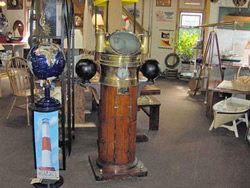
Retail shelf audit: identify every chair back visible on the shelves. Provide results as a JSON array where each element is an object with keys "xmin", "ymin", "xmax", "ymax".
[{"xmin": 5, "ymin": 57, "xmax": 31, "ymax": 96}]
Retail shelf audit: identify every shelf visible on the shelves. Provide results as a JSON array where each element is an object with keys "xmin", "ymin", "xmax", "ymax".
[
  {"xmin": 94, "ymin": 0, "xmax": 138, "ymax": 7},
  {"xmin": 223, "ymin": 15, "xmax": 250, "ymax": 24},
  {"xmin": 31, "ymin": 35, "xmax": 62, "ymax": 40}
]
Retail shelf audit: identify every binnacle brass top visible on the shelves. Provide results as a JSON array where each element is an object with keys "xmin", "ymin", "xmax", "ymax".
[
  {"xmin": 100, "ymin": 54, "xmax": 141, "ymax": 67},
  {"xmin": 96, "ymin": 30, "xmax": 149, "ymax": 56},
  {"xmin": 96, "ymin": 30, "xmax": 148, "ymax": 87}
]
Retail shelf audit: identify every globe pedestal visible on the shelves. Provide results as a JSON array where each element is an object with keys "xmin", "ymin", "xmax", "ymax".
[
  {"xmin": 28, "ymin": 42, "xmax": 65, "ymax": 187},
  {"xmin": 35, "ymin": 84, "xmax": 60, "ymax": 108},
  {"xmin": 32, "ymin": 176, "xmax": 64, "ymax": 188}
]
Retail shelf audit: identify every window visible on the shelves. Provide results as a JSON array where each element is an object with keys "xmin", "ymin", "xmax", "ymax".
[
  {"xmin": 180, "ymin": 12, "xmax": 203, "ymax": 27},
  {"xmin": 25, "ymin": 8, "xmax": 37, "ymax": 34},
  {"xmin": 178, "ymin": 11, "xmax": 204, "ymax": 61}
]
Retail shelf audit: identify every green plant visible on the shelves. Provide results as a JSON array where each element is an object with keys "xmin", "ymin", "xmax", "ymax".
[{"xmin": 175, "ymin": 30, "xmax": 198, "ymax": 62}]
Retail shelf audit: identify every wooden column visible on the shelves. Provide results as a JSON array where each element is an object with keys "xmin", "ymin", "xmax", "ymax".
[
  {"xmin": 108, "ymin": 0, "xmax": 122, "ymax": 33},
  {"xmin": 98, "ymin": 85, "xmax": 137, "ymax": 168}
]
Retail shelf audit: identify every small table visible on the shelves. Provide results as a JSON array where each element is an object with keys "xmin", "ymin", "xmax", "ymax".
[
  {"xmin": 209, "ymin": 97, "xmax": 250, "ymax": 138},
  {"xmin": 141, "ymin": 84, "xmax": 161, "ymax": 95},
  {"xmin": 0, "ymin": 42, "xmax": 26, "ymax": 57},
  {"xmin": 206, "ymin": 80, "xmax": 250, "ymax": 117}
]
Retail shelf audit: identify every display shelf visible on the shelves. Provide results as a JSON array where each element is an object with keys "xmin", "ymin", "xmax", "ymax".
[{"xmin": 94, "ymin": 0, "xmax": 138, "ymax": 7}]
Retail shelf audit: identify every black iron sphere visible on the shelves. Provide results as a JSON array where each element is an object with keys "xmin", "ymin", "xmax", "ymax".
[
  {"xmin": 76, "ymin": 59, "xmax": 97, "ymax": 83},
  {"xmin": 140, "ymin": 59, "xmax": 161, "ymax": 83}
]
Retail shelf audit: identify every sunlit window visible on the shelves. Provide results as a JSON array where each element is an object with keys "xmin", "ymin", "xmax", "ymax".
[
  {"xmin": 26, "ymin": 9, "xmax": 36, "ymax": 33},
  {"xmin": 180, "ymin": 12, "xmax": 203, "ymax": 27}
]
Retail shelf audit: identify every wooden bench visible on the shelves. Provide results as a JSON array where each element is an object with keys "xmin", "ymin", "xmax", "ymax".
[{"xmin": 138, "ymin": 95, "xmax": 161, "ymax": 130}]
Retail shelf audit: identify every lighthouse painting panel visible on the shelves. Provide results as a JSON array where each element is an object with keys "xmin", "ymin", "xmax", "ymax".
[{"xmin": 34, "ymin": 111, "xmax": 59, "ymax": 180}]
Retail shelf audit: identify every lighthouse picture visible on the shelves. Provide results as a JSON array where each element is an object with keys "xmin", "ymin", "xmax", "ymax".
[{"xmin": 34, "ymin": 111, "xmax": 59, "ymax": 180}]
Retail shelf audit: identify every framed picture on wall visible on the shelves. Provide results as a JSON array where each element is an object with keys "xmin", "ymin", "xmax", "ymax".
[
  {"xmin": 74, "ymin": 14, "xmax": 83, "ymax": 28},
  {"xmin": 218, "ymin": 7, "xmax": 250, "ymax": 30},
  {"xmin": 7, "ymin": 0, "xmax": 23, "ymax": 10},
  {"xmin": 184, "ymin": 0, "xmax": 202, "ymax": 6},
  {"xmin": 156, "ymin": 0, "xmax": 171, "ymax": 7},
  {"xmin": 158, "ymin": 29, "xmax": 175, "ymax": 50}
]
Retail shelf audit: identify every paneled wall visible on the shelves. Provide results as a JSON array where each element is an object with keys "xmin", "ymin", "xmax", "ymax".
[
  {"xmin": 2, "ymin": 6, "xmax": 24, "ymax": 35},
  {"xmin": 143, "ymin": 0, "xmax": 178, "ymax": 70}
]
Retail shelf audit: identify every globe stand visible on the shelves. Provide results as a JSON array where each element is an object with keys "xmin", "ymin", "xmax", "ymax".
[
  {"xmin": 80, "ymin": 79, "xmax": 91, "ymax": 84},
  {"xmin": 35, "ymin": 83, "xmax": 60, "ymax": 108},
  {"xmin": 32, "ymin": 176, "xmax": 64, "ymax": 188}
]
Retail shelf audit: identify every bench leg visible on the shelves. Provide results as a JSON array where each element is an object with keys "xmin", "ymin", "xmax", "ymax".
[
  {"xmin": 0, "ymin": 78, "xmax": 2, "ymax": 97},
  {"xmin": 149, "ymin": 106, "xmax": 160, "ymax": 130},
  {"xmin": 206, "ymin": 90, "xmax": 214, "ymax": 118},
  {"xmin": 209, "ymin": 120, "xmax": 214, "ymax": 131}
]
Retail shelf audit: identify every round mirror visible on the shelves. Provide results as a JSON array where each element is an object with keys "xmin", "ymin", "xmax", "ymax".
[
  {"xmin": 13, "ymin": 20, "xmax": 24, "ymax": 40},
  {"xmin": 109, "ymin": 31, "xmax": 141, "ymax": 55},
  {"xmin": 164, "ymin": 53, "xmax": 180, "ymax": 69}
]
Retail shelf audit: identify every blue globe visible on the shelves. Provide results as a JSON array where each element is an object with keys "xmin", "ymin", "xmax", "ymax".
[{"xmin": 27, "ymin": 42, "xmax": 65, "ymax": 79}]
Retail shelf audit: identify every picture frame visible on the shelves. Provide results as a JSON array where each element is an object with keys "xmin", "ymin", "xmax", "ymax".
[
  {"xmin": 74, "ymin": 14, "xmax": 83, "ymax": 28},
  {"xmin": 184, "ymin": 0, "xmax": 202, "ymax": 6},
  {"xmin": 218, "ymin": 7, "xmax": 250, "ymax": 30},
  {"xmin": 156, "ymin": 0, "xmax": 171, "ymax": 7},
  {"xmin": 34, "ymin": 111, "xmax": 60, "ymax": 180},
  {"xmin": 7, "ymin": 0, "xmax": 23, "ymax": 10}
]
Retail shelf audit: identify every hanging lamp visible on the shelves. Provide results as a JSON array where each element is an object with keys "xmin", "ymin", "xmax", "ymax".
[{"xmin": 0, "ymin": 0, "xmax": 6, "ymax": 7}]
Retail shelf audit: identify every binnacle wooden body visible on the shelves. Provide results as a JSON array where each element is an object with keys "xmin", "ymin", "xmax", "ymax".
[
  {"xmin": 95, "ymin": 53, "xmax": 141, "ymax": 175},
  {"xmin": 97, "ymin": 85, "xmax": 138, "ymax": 173}
]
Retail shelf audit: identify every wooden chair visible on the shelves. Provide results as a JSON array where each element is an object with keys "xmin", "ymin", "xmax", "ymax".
[{"xmin": 5, "ymin": 56, "xmax": 37, "ymax": 126}]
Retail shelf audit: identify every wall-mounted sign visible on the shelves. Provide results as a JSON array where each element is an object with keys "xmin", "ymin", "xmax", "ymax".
[
  {"xmin": 159, "ymin": 29, "xmax": 174, "ymax": 50},
  {"xmin": 34, "ymin": 111, "xmax": 59, "ymax": 180},
  {"xmin": 156, "ymin": 0, "xmax": 171, "ymax": 7},
  {"xmin": 156, "ymin": 11, "xmax": 174, "ymax": 23}
]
